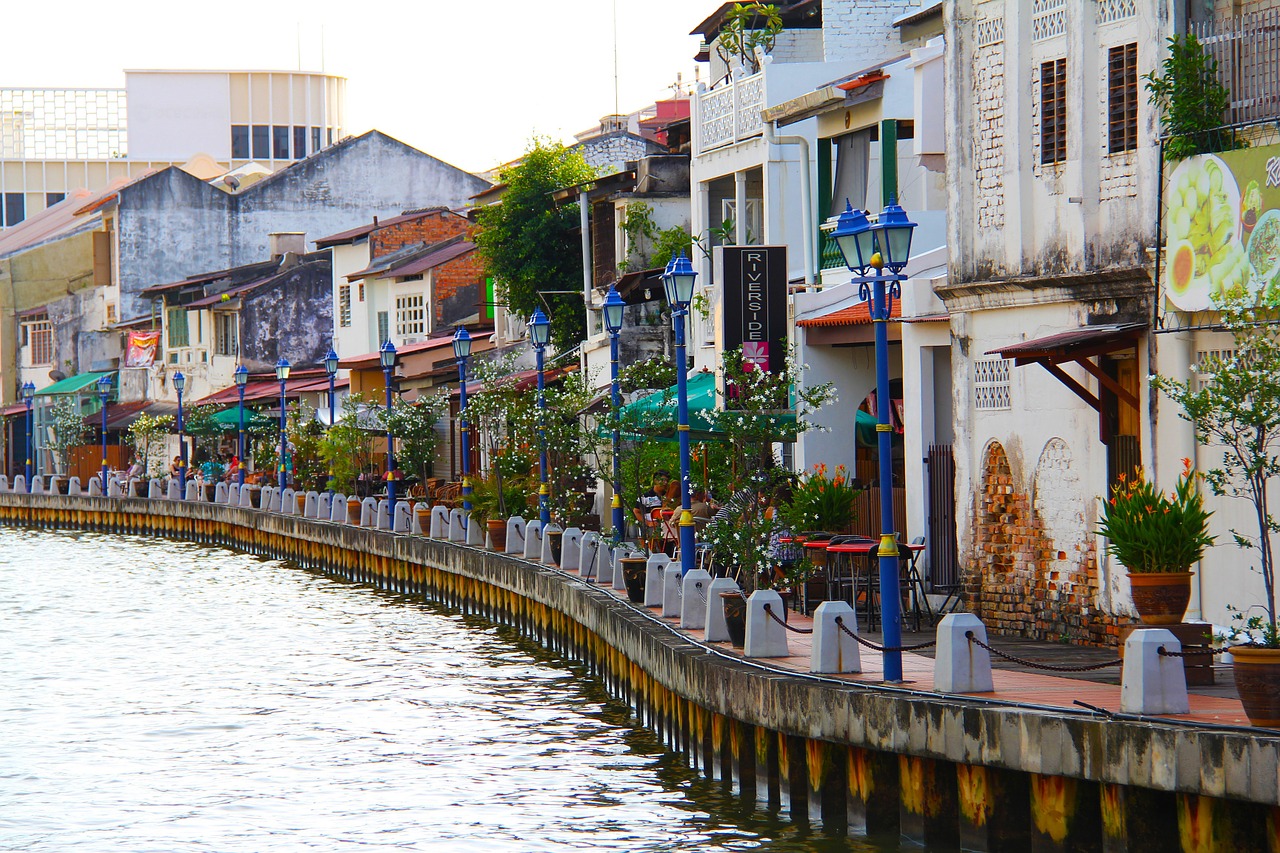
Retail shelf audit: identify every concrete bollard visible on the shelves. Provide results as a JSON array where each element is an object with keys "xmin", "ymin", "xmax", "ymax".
[
  {"xmin": 11, "ymin": 475, "xmax": 25, "ymax": 494},
  {"xmin": 329, "ymin": 493, "xmax": 347, "ymax": 522},
  {"xmin": 108, "ymin": 477, "xmax": 123, "ymax": 498},
  {"xmin": 540, "ymin": 523, "xmax": 562, "ymax": 565},
  {"xmin": 644, "ymin": 553, "xmax": 670, "ymax": 607},
  {"xmin": 150, "ymin": 479, "xmax": 164, "ymax": 500},
  {"xmin": 240, "ymin": 486, "xmax": 256, "ymax": 509},
  {"xmin": 0, "ymin": 475, "xmax": 8, "ymax": 491},
  {"xmin": 524, "ymin": 521, "xmax": 543, "ymax": 560},
  {"xmin": 661, "ymin": 565, "xmax": 683, "ymax": 617},
  {"xmin": 448, "ymin": 508, "xmax": 466, "ymax": 542},
  {"xmin": 87, "ymin": 477, "xmax": 101, "ymax": 497},
  {"xmin": 430, "ymin": 506, "xmax": 449, "ymax": 538},
  {"xmin": 359, "ymin": 497, "xmax": 377, "ymax": 527},
  {"xmin": 80, "ymin": 477, "xmax": 94, "ymax": 497},
  {"xmin": 303, "ymin": 491, "xmax": 319, "ymax": 518},
  {"xmin": 165, "ymin": 479, "xmax": 179, "ymax": 500},
  {"xmin": 281, "ymin": 487, "xmax": 296, "ymax": 514},
  {"xmin": 466, "ymin": 512, "xmax": 484, "ymax": 546},
  {"xmin": 679, "ymin": 569, "xmax": 714, "ymax": 629},
  {"xmin": 48, "ymin": 476, "xmax": 61, "ymax": 495},
  {"xmin": 316, "ymin": 492, "xmax": 331, "ymax": 520},
  {"xmin": 506, "ymin": 517, "xmax": 526, "ymax": 554},
  {"xmin": 1121, "ymin": 629, "xmax": 1190, "ymax": 714},
  {"xmin": 810, "ymin": 601, "xmax": 862, "ymax": 674},
  {"xmin": 411, "ymin": 506, "xmax": 426, "ymax": 535},
  {"xmin": 214, "ymin": 482, "xmax": 229, "ymax": 504},
  {"xmin": 393, "ymin": 502, "xmax": 412, "ymax": 533},
  {"xmin": 596, "ymin": 541, "xmax": 615, "ymax": 585},
  {"xmin": 229, "ymin": 483, "xmax": 241, "ymax": 506},
  {"xmin": 375, "ymin": 499, "xmax": 389, "ymax": 530},
  {"xmin": 185, "ymin": 480, "xmax": 201, "ymax": 502},
  {"xmin": 703, "ymin": 577, "xmax": 741, "ymax": 642},
  {"xmin": 611, "ymin": 545, "xmax": 632, "ymax": 591},
  {"xmin": 934, "ymin": 613, "xmax": 995, "ymax": 693},
  {"xmin": 560, "ymin": 527, "xmax": 583, "ymax": 571},
  {"xmin": 578, "ymin": 532, "xmax": 601, "ymax": 579},
  {"xmin": 744, "ymin": 590, "xmax": 789, "ymax": 658},
  {"xmin": 31, "ymin": 477, "xmax": 45, "ymax": 495}
]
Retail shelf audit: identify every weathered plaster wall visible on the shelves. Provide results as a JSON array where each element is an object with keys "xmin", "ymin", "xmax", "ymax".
[{"xmin": 238, "ymin": 256, "xmax": 334, "ymax": 373}]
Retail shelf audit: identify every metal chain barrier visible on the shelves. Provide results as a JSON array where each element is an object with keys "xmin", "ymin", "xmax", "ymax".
[
  {"xmin": 834, "ymin": 616, "xmax": 938, "ymax": 652},
  {"xmin": 694, "ymin": 580, "xmax": 707, "ymax": 605},
  {"xmin": 762, "ymin": 603, "xmax": 813, "ymax": 634},
  {"xmin": 1157, "ymin": 645, "xmax": 1227, "ymax": 659},
  {"xmin": 965, "ymin": 631, "xmax": 1123, "ymax": 672}
]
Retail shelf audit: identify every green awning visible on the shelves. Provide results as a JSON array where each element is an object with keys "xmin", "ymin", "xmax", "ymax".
[
  {"xmin": 35, "ymin": 371, "xmax": 114, "ymax": 396},
  {"xmin": 616, "ymin": 371, "xmax": 796, "ymax": 442},
  {"xmin": 209, "ymin": 406, "xmax": 275, "ymax": 431}
]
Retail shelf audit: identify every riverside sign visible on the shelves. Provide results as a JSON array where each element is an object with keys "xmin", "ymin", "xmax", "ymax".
[{"xmin": 720, "ymin": 245, "xmax": 787, "ymax": 374}]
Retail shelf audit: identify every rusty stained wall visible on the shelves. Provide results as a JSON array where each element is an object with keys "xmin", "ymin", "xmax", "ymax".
[{"xmin": 237, "ymin": 256, "xmax": 333, "ymax": 373}]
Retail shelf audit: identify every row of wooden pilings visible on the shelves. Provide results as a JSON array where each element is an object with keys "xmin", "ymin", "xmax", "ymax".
[{"xmin": 3, "ymin": 496, "xmax": 1279, "ymax": 852}]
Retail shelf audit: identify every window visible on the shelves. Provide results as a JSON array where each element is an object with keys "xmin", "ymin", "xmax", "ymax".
[
  {"xmin": 21, "ymin": 314, "xmax": 52, "ymax": 366},
  {"xmin": 45, "ymin": 192, "xmax": 65, "ymax": 207},
  {"xmin": 358, "ymin": 282, "xmax": 365, "ymax": 302},
  {"xmin": 251, "ymin": 125, "xmax": 269, "ymax": 159},
  {"xmin": 338, "ymin": 284, "xmax": 352, "ymax": 327},
  {"xmin": 1108, "ymin": 43, "xmax": 1139, "ymax": 154},
  {"xmin": 105, "ymin": 303, "xmax": 116, "ymax": 325},
  {"xmin": 167, "ymin": 307, "xmax": 189, "ymax": 348},
  {"xmin": 293, "ymin": 126, "xmax": 307, "ymax": 158},
  {"xmin": 1040, "ymin": 58, "xmax": 1067, "ymax": 165},
  {"xmin": 327, "ymin": 128, "xmax": 334, "ymax": 146},
  {"xmin": 231, "ymin": 125, "xmax": 250, "ymax": 159},
  {"xmin": 272, "ymin": 126, "xmax": 289, "ymax": 159},
  {"xmin": 377, "ymin": 311, "xmax": 389, "ymax": 345},
  {"xmin": 214, "ymin": 312, "xmax": 238, "ymax": 356},
  {"xmin": 395, "ymin": 293, "xmax": 425, "ymax": 337},
  {"xmin": 311, "ymin": 127, "xmax": 321, "ymax": 152},
  {"xmin": 3, "ymin": 192, "xmax": 25, "ymax": 226}
]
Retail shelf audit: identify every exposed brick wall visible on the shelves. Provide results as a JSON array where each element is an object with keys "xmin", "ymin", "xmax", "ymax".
[
  {"xmin": 822, "ymin": 0, "xmax": 919, "ymax": 66},
  {"xmin": 431, "ymin": 249, "xmax": 485, "ymax": 330},
  {"xmin": 371, "ymin": 210, "xmax": 472, "ymax": 259},
  {"xmin": 974, "ymin": 16, "xmax": 1006, "ymax": 231},
  {"xmin": 964, "ymin": 440, "xmax": 1133, "ymax": 647}
]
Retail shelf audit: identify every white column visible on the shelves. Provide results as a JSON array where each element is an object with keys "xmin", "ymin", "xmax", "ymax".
[{"xmin": 734, "ymin": 170, "xmax": 748, "ymax": 246}]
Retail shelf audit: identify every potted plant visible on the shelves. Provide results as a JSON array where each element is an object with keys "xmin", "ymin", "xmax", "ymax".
[
  {"xmin": 619, "ymin": 551, "xmax": 649, "ymax": 604},
  {"xmin": 785, "ymin": 463, "xmax": 860, "ymax": 535},
  {"xmin": 1096, "ymin": 462, "xmax": 1213, "ymax": 625}
]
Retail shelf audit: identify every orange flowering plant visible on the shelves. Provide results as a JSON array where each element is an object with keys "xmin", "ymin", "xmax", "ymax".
[
  {"xmin": 784, "ymin": 462, "xmax": 861, "ymax": 534},
  {"xmin": 1096, "ymin": 461, "xmax": 1214, "ymax": 573}
]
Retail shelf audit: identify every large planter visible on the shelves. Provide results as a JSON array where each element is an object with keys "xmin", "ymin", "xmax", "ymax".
[
  {"xmin": 56, "ymin": 478, "xmax": 70, "ymax": 495},
  {"xmin": 247, "ymin": 486, "xmax": 262, "ymax": 509},
  {"xmin": 721, "ymin": 591, "xmax": 748, "ymax": 648},
  {"xmin": 347, "ymin": 498, "xmax": 362, "ymax": 525},
  {"xmin": 620, "ymin": 557, "xmax": 648, "ymax": 604},
  {"xmin": 133, "ymin": 480, "xmax": 149, "ymax": 498},
  {"xmin": 1129, "ymin": 571, "xmax": 1193, "ymax": 625},
  {"xmin": 1232, "ymin": 645, "xmax": 1280, "ymax": 727},
  {"xmin": 204, "ymin": 483, "xmax": 218, "ymax": 503},
  {"xmin": 487, "ymin": 519, "xmax": 507, "ymax": 552},
  {"xmin": 295, "ymin": 493, "xmax": 307, "ymax": 514},
  {"xmin": 547, "ymin": 529, "xmax": 564, "ymax": 565}
]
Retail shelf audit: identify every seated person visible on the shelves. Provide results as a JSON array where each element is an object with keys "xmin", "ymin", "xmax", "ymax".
[
  {"xmin": 167, "ymin": 455, "xmax": 183, "ymax": 480},
  {"xmin": 632, "ymin": 470, "xmax": 670, "ymax": 524},
  {"xmin": 688, "ymin": 488, "xmax": 713, "ymax": 521}
]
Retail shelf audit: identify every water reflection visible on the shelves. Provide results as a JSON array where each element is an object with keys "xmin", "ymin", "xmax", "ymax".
[{"xmin": 0, "ymin": 528, "xmax": 893, "ymax": 851}]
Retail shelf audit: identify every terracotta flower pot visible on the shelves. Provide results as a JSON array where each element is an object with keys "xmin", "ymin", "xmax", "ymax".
[
  {"xmin": 720, "ymin": 591, "xmax": 748, "ymax": 648},
  {"xmin": 347, "ymin": 498, "xmax": 362, "ymax": 525},
  {"xmin": 1232, "ymin": 645, "xmax": 1280, "ymax": 727},
  {"xmin": 487, "ymin": 519, "xmax": 507, "ymax": 551},
  {"xmin": 248, "ymin": 487, "xmax": 262, "ymax": 508},
  {"xmin": 620, "ymin": 557, "xmax": 648, "ymax": 604},
  {"xmin": 1129, "ymin": 571, "xmax": 1193, "ymax": 625},
  {"xmin": 205, "ymin": 483, "xmax": 218, "ymax": 503},
  {"xmin": 295, "ymin": 493, "xmax": 307, "ymax": 513},
  {"xmin": 132, "ymin": 481, "xmax": 148, "ymax": 498}
]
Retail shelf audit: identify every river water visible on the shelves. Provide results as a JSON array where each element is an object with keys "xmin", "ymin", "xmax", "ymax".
[{"xmin": 0, "ymin": 528, "xmax": 895, "ymax": 852}]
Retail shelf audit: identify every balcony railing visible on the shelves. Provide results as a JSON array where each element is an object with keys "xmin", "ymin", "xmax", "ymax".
[
  {"xmin": 1191, "ymin": 10, "xmax": 1280, "ymax": 124},
  {"xmin": 697, "ymin": 71, "xmax": 765, "ymax": 153}
]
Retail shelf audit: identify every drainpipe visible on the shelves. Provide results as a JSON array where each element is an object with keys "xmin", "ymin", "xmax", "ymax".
[
  {"xmin": 579, "ymin": 191, "xmax": 592, "ymax": 318},
  {"xmin": 764, "ymin": 120, "xmax": 814, "ymax": 288}
]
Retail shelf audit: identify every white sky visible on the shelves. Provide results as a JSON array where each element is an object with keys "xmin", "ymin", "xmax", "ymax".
[{"xmin": 0, "ymin": 0, "xmax": 719, "ymax": 174}]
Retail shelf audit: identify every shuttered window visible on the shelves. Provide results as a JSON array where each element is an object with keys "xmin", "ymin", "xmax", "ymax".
[
  {"xmin": 1108, "ymin": 43, "xmax": 1139, "ymax": 154},
  {"xmin": 1040, "ymin": 58, "xmax": 1067, "ymax": 165}
]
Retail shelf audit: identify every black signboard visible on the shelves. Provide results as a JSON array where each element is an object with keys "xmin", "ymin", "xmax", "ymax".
[{"xmin": 721, "ymin": 245, "xmax": 788, "ymax": 374}]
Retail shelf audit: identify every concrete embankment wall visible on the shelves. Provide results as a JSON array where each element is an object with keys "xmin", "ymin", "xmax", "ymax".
[{"xmin": 4, "ymin": 493, "xmax": 1279, "ymax": 851}]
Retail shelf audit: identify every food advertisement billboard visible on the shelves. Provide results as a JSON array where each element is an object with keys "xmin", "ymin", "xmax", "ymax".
[{"xmin": 1164, "ymin": 146, "xmax": 1280, "ymax": 312}]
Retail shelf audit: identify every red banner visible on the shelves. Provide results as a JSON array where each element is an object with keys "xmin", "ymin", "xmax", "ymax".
[{"xmin": 125, "ymin": 331, "xmax": 160, "ymax": 367}]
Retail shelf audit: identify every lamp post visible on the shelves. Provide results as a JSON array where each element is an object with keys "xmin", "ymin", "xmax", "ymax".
[
  {"xmin": 602, "ymin": 286, "xmax": 626, "ymax": 545},
  {"xmin": 324, "ymin": 349, "xmax": 339, "ymax": 494},
  {"xmin": 173, "ymin": 371, "xmax": 187, "ymax": 499},
  {"xmin": 830, "ymin": 198, "xmax": 917, "ymax": 683},
  {"xmin": 529, "ymin": 309, "xmax": 551, "ymax": 526},
  {"xmin": 661, "ymin": 252, "xmax": 698, "ymax": 575},
  {"xmin": 275, "ymin": 358, "xmax": 290, "ymax": 492},
  {"xmin": 22, "ymin": 381, "xmax": 35, "ymax": 492},
  {"xmin": 97, "ymin": 374, "xmax": 112, "ymax": 495},
  {"xmin": 379, "ymin": 340, "xmax": 397, "ymax": 529},
  {"xmin": 234, "ymin": 365, "xmax": 248, "ymax": 486},
  {"xmin": 452, "ymin": 327, "xmax": 473, "ymax": 522}
]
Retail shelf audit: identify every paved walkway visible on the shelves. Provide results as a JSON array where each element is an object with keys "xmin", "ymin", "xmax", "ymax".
[{"xmin": 569, "ymin": 564, "xmax": 1251, "ymax": 729}]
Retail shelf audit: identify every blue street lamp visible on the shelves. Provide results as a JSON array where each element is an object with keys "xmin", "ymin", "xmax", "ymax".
[
  {"xmin": 275, "ymin": 358, "xmax": 290, "ymax": 492},
  {"xmin": 380, "ymin": 340, "xmax": 397, "ymax": 530},
  {"xmin": 21, "ymin": 381, "xmax": 35, "ymax": 492},
  {"xmin": 602, "ymin": 286, "xmax": 626, "ymax": 545},
  {"xmin": 661, "ymin": 252, "xmax": 698, "ymax": 575},
  {"xmin": 830, "ymin": 197, "xmax": 917, "ymax": 683},
  {"xmin": 234, "ymin": 365, "xmax": 248, "ymax": 486},
  {"xmin": 173, "ymin": 371, "xmax": 187, "ymax": 499},
  {"xmin": 529, "ymin": 309, "xmax": 551, "ymax": 526},
  {"xmin": 97, "ymin": 374, "xmax": 112, "ymax": 495},
  {"xmin": 324, "ymin": 349, "xmax": 339, "ymax": 494},
  {"xmin": 453, "ymin": 327, "xmax": 473, "ymax": 523}
]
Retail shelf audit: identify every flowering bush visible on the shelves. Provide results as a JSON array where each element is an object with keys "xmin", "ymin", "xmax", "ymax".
[
  {"xmin": 785, "ymin": 463, "xmax": 860, "ymax": 533},
  {"xmin": 1096, "ymin": 461, "xmax": 1213, "ymax": 573}
]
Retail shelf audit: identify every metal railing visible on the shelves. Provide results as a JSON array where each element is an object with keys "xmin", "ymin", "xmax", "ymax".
[
  {"xmin": 697, "ymin": 71, "xmax": 765, "ymax": 153},
  {"xmin": 1191, "ymin": 10, "xmax": 1280, "ymax": 125}
]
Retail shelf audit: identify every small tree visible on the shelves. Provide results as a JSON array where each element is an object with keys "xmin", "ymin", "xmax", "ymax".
[
  {"xmin": 715, "ymin": 3, "xmax": 784, "ymax": 75},
  {"xmin": 286, "ymin": 401, "xmax": 327, "ymax": 491},
  {"xmin": 380, "ymin": 390, "xmax": 450, "ymax": 486},
  {"xmin": 320, "ymin": 393, "xmax": 380, "ymax": 494},
  {"xmin": 1144, "ymin": 34, "xmax": 1244, "ymax": 161},
  {"xmin": 127, "ymin": 412, "xmax": 175, "ymax": 479},
  {"xmin": 1154, "ymin": 291, "xmax": 1280, "ymax": 644},
  {"xmin": 48, "ymin": 396, "xmax": 90, "ymax": 476}
]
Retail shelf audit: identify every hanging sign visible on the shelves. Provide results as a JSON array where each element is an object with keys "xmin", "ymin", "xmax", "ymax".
[
  {"xmin": 721, "ymin": 246, "xmax": 787, "ymax": 373},
  {"xmin": 124, "ymin": 330, "xmax": 160, "ymax": 367}
]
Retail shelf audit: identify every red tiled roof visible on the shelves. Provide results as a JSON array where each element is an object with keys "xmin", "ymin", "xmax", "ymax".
[
  {"xmin": 314, "ymin": 208, "xmax": 457, "ymax": 248},
  {"xmin": 338, "ymin": 335, "xmax": 456, "ymax": 370},
  {"xmin": 376, "ymin": 240, "xmax": 475, "ymax": 279},
  {"xmin": 192, "ymin": 370, "xmax": 330, "ymax": 406},
  {"xmin": 796, "ymin": 299, "xmax": 901, "ymax": 328}
]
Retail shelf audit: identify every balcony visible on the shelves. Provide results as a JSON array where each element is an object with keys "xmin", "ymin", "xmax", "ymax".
[
  {"xmin": 1191, "ymin": 10, "xmax": 1280, "ymax": 124},
  {"xmin": 697, "ymin": 71, "xmax": 765, "ymax": 153}
]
